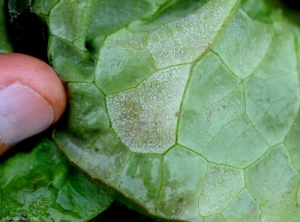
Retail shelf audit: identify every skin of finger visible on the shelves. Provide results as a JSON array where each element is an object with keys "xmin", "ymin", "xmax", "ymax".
[
  {"xmin": 0, "ymin": 135, "xmax": 6, "ymax": 155},
  {"xmin": 0, "ymin": 53, "xmax": 67, "ymax": 123}
]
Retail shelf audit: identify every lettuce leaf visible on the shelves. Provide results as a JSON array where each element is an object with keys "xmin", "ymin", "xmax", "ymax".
[
  {"xmin": 2, "ymin": 0, "xmax": 300, "ymax": 221},
  {"xmin": 0, "ymin": 139, "xmax": 113, "ymax": 221},
  {"xmin": 0, "ymin": 0, "xmax": 12, "ymax": 52}
]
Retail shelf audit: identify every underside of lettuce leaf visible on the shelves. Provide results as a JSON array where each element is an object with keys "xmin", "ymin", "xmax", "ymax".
[
  {"xmin": 19, "ymin": 0, "xmax": 300, "ymax": 221},
  {"xmin": 0, "ymin": 139, "xmax": 113, "ymax": 221}
]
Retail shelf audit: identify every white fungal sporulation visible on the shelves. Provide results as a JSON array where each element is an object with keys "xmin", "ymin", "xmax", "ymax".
[
  {"xmin": 106, "ymin": 65, "xmax": 190, "ymax": 153},
  {"xmin": 147, "ymin": 0, "xmax": 238, "ymax": 69}
]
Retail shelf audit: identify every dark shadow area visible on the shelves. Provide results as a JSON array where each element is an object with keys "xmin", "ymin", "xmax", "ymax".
[
  {"xmin": 4, "ymin": 0, "xmax": 49, "ymax": 62},
  {"xmin": 89, "ymin": 201, "xmax": 161, "ymax": 222},
  {"xmin": 280, "ymin": 0, "xmax": 300, "ymax": 11},
  {"xmin": 0, "ymin": 127, "xmax": 53, "ymax": 163}
]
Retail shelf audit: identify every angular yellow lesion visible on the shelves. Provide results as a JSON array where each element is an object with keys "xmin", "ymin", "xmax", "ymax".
[
  {"xmin": 147, "ymin": 0, "xmax": 239, "ymax": 69},
  {"xmin": 106, "ymin": 65, "xmax": 190, "ymax": 153}
]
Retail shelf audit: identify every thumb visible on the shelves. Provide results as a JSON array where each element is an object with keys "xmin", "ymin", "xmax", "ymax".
[{"xmin": 0, "ymin": 53, "xmax": 66, "ymax": 155}]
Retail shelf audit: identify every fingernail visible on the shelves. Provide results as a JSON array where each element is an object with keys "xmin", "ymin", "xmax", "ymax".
[{"xmin": 0, "ymin": 83, "xmax": 54, "ymax": 151}]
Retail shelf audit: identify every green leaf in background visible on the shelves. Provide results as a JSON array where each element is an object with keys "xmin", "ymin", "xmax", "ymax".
[
  {"xmin": 0, "ymin": 139, "xmax": 113, "ymax": 221},
  {"xmin": 0, "ymin": 0, "xmax": 12, "ymax": 52}
]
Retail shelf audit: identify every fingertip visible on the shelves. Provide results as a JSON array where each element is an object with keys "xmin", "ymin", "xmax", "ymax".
[{"xmin": 0, "ymin": 53, "xmax": 67, "ymax": 123}]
